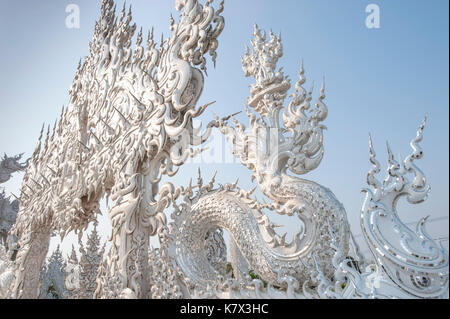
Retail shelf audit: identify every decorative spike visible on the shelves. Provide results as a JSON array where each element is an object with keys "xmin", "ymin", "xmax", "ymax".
[
  {"xmin": 221, "ymin": 111, "xmax": 242, "ymax": 122},
  {"xmin": 46, "ymin": 165, "xmax": 57, "ymax": 175},
  {"xmin": 112, "ymin": 105, "xmax": 131, "ymax": 126},
  {"xmin": 136, "ymin": 27, "xmax": 143, "ymax": 46},
  {"xmin": 32, "ymin": 123, "xmax": 45, "ymax": 160},
  {"xmin": 120, "ymin": 2, "xmax": 126, "ymax": 21},
  {"xmin": 39, "ymin": 173, "xmax": 51, "ymax": 186},
  {"xmin": 418, "ymin": 114, "xmax": 427, "ymax": 137},
  {"xmin": 368, "ymin": 134, "xmax": 377, "ymax": 166},
  {"xmin": 89, "ymin": 130, "xmax": 104, "ymax": 148},
  {"xmin": 320, "ymin": 76, "xmax": 326, "ymax": 96},
  {"xmin": 25, "ymin": 184, "xmax": 36, "ymax": 194},
  {"xmin": 386, "ymin": 141, "xmax": 394, "ymax": 164},
  {"xmin": 39, "ymin": 124, "xmax": 45, "ymax": 139},
  {"xmin": 20, "ymin": 189, "xmax": 29, "ymax": 200},
  {"xmin": 309, "ymin": 80, "xmax": 315, "ymax": 95},
  {"xmin": 42, "ymin": 124, "xmax": 50, "ymax": 153},
  {"xmin": 78, "ymin": 140, "xmax": 90, "ymax": 152},
  {"xmin": 197, "ymin": 168, "xmax": 203, "ymax": 189},
  {"xmin": 30, "ymin": 177, "xmax": 43, "ymax": 189},
  {"xmin": 367, "ymin": 133, "xmax": 382, "ymax": 194},
  {"xmin": 100, "ymin": 118, "xmax": 115, "ymax": 133}
]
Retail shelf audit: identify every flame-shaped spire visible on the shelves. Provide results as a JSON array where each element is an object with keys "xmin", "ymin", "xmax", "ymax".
[{"xmin": 31, "ymin": 124, "xmax": 45, "ymax": 163}]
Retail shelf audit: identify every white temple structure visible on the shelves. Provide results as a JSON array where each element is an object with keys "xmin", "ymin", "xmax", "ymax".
[{"xmin": 0, "ymin": 0, "xmax": 447, "ymax": 299}]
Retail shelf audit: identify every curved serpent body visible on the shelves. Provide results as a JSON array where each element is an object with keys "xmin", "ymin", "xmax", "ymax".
[
  {"xmin": 165, "ymin": 26, "xmax": 351, "ymax": 292},
  {"xmin": 172, "ymin": 176, "xmax": 349, "ymax": 288}
]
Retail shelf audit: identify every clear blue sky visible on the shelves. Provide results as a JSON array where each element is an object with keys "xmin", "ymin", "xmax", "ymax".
[{"xmin": 0, "ymin": 0, "xmax": 448, "ymax": 257}]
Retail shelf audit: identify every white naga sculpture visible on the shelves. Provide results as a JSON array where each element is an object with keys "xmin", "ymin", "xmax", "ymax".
[
  {"xmin": 156, "ymin": 26, "xmax": 448, "ymax": 299},
  {"xmin": 161, "ymin": 25, "xmax": 350, "ymax": 297},
  {"xmin": 2, "ymin": 0, "xmax": 448, "ymax": 299}
]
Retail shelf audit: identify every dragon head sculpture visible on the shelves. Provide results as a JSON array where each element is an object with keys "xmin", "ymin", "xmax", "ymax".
[
  {"xmin": 0, "ymin": 153, "xmax": 28, "ymax": 184},
  {"xmin": 217, "ymin": 25, "xmax": 327, "ymax": 195}
]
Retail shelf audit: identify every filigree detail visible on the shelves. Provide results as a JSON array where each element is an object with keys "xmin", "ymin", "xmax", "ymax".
[
  {"xmin": 1, "ymin": 0, "xmax": 446, "ymax": 300},
  {"xmin": 9, "ymin": 0, "xmax": 224, "ymax": 299},
  {"xmin": 162, "ymin": 25, "xmax": 349, "ymax": 294},
  {"xmin": 360, "ymin": 116, "xmax": 449, "ymax": 298}
]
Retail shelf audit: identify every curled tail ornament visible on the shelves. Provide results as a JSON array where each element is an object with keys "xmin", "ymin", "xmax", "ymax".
[{"xmin": 361, "ymin": 116, "xmax": 449, "ymax": 298}]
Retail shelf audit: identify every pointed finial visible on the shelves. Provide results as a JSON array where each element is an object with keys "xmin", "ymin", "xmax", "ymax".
[
  {"xmin": 43, "ymin": 124, "xmax": 50, "ymax": 147},
  {"xmin": 51, "ymin": 119, "xmax": 57, "ymax": 138},
  {"xmin": 368, "ymin": 134, "xmax": 377, "ymax": 161},
  {"xmin": 367, "ymin": 133, "xmax": 382, "ymax": 192},
  {"xmin": 121, "ymin": 2, "xmax": 126, "ymax": 19},
  {"xmin": 386, "ymin": 141, "xmax": 394, "ymax": 164},
  {"xmin": 309, "ymin": 80, "xmax": 315, "ymax": 94},
  {"xmin": 321, "ymin": 76, "xmax": 325, "ymax": 95},
  {"xmin": 419, "ymin": 114, "xmax": 428, "ymax": 133},
  {"xmin": 39, "ymin": 123, "xmax": 45, "ymax": 139}
]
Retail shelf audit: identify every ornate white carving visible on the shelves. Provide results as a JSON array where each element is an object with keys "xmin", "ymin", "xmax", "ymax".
[
  {"xmin": 39, "ymin": 245, "xmax": 69, "ymax": 299},
  {"xmin": 0, "ymin": 153, "xmax": 27, "ymax": 263},
  {"xmin": 9, "ymin": 0, "xmax": 224, "ymax": 299},
  {"xmin": 69, "ymin": 224, "xmax": 105, "ymax": 299},
  {"xmin": 359, "ymin": 118, "xmax": 449, "ymax": 298},
  {"xmin": 1, "ymin": 0, "xmax": 447, "ymax": 300},
  {"xmin": 0, "ymin": 190, "xmax": 19, "ymax": 253},
  {"xmin": 0, "ymin": 153, "xmax": 27, "ymax": 249},
  {"xmin": 0, "ymin": 245, "xmax": 15, "ymax": 299},
  {"xmin": 65, "ymin": 245, "xmax": 80, "ymax": 293},
  {"xmin": 161, "ymin": 24, "xmax": 350, "ymax": 296}
]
